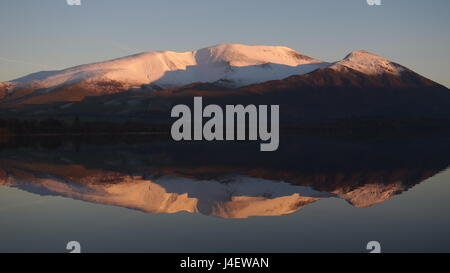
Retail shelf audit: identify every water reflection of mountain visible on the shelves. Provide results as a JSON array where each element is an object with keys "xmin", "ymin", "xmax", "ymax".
[{"xmin": 0, "ymin": 135, "xmax": 449, "ymax": 218}]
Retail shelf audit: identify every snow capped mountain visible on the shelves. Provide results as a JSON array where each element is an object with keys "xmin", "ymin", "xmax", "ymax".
[
  {"xmin": 330, "ymin": 50, "xmax": 405, "ymax": 75},
  {"xmin": 240, "ymin": 49, "xmax": 441, "ymax": 91},
  {"xmin": 7, "ymin": 44, "xmax": 327, "ymax": 93},
  {"xmin": 0, "ymin": 44, "xmax": 446, "ymax": 109}
]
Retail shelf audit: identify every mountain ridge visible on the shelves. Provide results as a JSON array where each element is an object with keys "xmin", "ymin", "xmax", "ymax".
[
  {"xmin": 1, "ymin": 44, "xmax": 449, "ymax": 126},
  {"xmin": 0, "ymin": 45, "xmax": 445, "ymax": 108},
  {"xmin": 4, "ymin": 44, "xmax": 327, "ymax": 92}
]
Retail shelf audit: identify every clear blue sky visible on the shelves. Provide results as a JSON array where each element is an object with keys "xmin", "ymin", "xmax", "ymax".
[{"xmin": 1, "ymin": 0, "xmax": 449, "ymax": 87}]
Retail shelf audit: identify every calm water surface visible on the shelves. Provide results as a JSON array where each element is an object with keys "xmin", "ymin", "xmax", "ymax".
[{"xmin": 0, "ymin": 135, "xmax": 449, "ymax": 252}]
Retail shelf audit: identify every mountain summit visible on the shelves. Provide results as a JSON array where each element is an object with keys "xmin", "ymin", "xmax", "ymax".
[{"xmin": 334, "ymin": 50, "xmax": 405, "ymax": 75}]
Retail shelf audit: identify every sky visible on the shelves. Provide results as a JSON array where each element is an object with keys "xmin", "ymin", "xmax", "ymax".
[{"xmin": 0, "ymin": 0, "xmax": 449, "ymax": 87}]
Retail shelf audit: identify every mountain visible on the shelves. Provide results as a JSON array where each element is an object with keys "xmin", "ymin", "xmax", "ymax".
[
  {"xmin": 0, "ymin": 44, "xmax": 449, "ymax": 128},
  {"xmin": 242, "ymin": 50, "xmax": 439, "ymax": 90},
  {"xmin": 223, "ymin": 51, "xmax": 450, "ymax": 123},
  {"xmin": 134, "ymin": 50, "xmax": 447, "ymax": 124},
  {"xmin": 0, "ymin": 44, "xmax": 328, "ymax": 106}
]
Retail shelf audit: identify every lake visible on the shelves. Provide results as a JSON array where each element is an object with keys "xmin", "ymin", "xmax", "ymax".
[{"xmin": 1, "ymin": 134, "xmax": 449, "ymax": 253}]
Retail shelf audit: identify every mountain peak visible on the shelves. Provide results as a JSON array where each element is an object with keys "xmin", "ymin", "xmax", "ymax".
[
  {"xmin": 334, "ymin": 50, "xmax": 404, "ymax": 75},
  {"xmin": 201, "ymin": 43, "xmax": 297, "ymax": 53},
  {"xmin": 344, "ymin": 50, "xmax": 379, "ymax": 59},
  {"xmin": 195, "ymin": 43, "xmax": 320, "ymax": 67}
]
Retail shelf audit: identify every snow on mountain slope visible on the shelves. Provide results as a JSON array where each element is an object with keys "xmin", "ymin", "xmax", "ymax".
[
  {"xmin": 8, "ymin": 44, "xmax": 327, "ymax": 93},
  {"xmin": 330, "ymin": 50, "xmax": 405, "ymax": 75},
  {"xmin": 195, "ymin": 44, "xmax": 319, "ymax": 67}
]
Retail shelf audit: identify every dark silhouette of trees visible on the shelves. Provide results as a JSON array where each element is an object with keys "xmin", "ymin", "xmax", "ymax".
[{"xmin": 0, "ymin": 117, "xmax": 170, "ymax": 136}]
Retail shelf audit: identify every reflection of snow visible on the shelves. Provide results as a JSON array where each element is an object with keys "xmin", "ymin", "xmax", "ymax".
[
  {"xmin": 155, "ymin": 175, "xmax": 333, "ymax": 201},
  {"xmin": 1, "ymin": 171, "xmax": 333, "ymax": 218}
]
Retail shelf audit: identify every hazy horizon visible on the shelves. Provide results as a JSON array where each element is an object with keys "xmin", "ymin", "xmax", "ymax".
[{"xmin": 1, "ymin": 0, "xmax": 450, "ymax": 87}]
